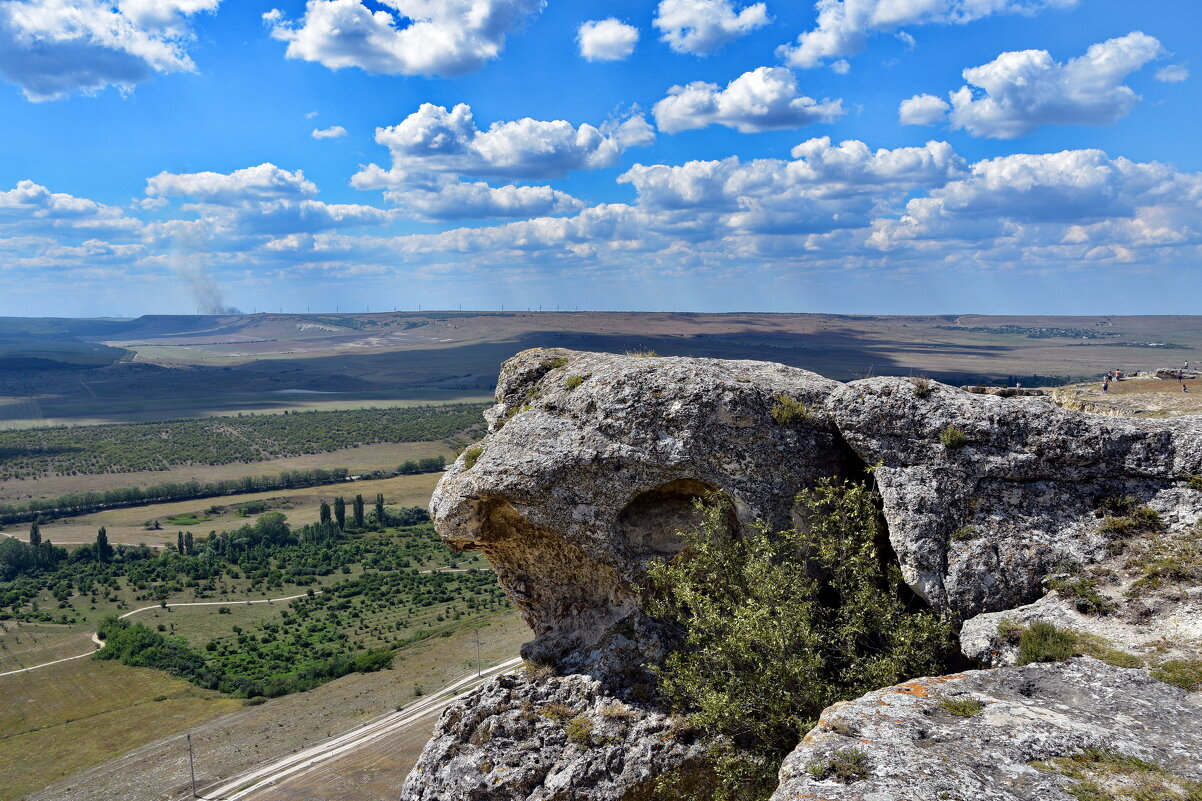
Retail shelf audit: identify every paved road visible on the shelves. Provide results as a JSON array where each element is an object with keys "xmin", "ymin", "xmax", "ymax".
[
  {"xmin": 0, "ymin": 593, "xmax": 316, "ymax": 678},
  {"xmin": 195, "ymin": 656, "xmax": 523, "ymax": 801}
]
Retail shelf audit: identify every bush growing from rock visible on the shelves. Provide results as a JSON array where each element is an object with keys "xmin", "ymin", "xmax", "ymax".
[
  {"xmin": 1016, "ymin": 622, "xmax": 1077, "ymax": 665},
  {"xmin": 805, "ymin": 748, "xmax": 870, "ymax": 783},
  {"xmin": 462, "ymin": 446, "xmax": 483, "ymax": 470},
  {"xmin": 939, "ymin": 697, "xmax": 985, "ymax": 717},
  {"xmin": 939, "ymin": 424, "xmax": 968, "ymax": 449},
  {"xmin": 1151, "ymin": 659, "xmax": 1202, "ymax": 691},
  {"xmin": 565, "ymin": 715, "xmax": 594, "ymax": 746},
  {"xmin": 910, "ymin": 376, "xmax": 934, "ymax": 397},
  {"xmin": 645, "ymin": 479, "xmax": 952, "ymax": 801},
  {"xmin": 770, "ymin": 395, "xmax": 810, "ymax": 424}
]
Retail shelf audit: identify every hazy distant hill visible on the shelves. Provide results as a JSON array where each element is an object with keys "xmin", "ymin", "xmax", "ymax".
[{"xmin": 0, "ymin": 311, "xmax": 1198, "ymax": 426}]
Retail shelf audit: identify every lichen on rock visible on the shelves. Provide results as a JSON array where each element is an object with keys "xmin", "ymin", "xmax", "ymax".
[
  {"xmin": 829, "ymin": 376, "xmax": 1202, "ymax": 619},
  {"xmin": 402, "ymin": 672, "xmax": 701, "ymax": 801},
  {"xmin": 399, "ymin": 350, "xmax": 1202, "ymax": 801},
  {"xmin": 772, "ymin": 659, "xmax": 1202, "ymax": 801}
]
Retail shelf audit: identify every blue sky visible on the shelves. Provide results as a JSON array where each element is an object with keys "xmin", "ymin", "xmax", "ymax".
[{"xmin": 1, "ymin": 0, "xmax": 1199, "ymax": 316}]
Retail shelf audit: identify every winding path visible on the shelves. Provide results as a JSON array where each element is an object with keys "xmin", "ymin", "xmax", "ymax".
[{"xmin": 0, "ymin": 593, "xmax": 316, "ymax": 679}]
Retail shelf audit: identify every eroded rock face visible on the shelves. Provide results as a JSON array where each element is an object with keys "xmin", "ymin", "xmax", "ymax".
[
  {"xmin": 829, "ymin": 377, "xmax": 1202, "ymax": 618},
  {"xmin": 431, "ymin": 348, "xmax": 855, "ymax": 668},
  {"xmin": 772, "ymin": 659, "xmax": 1202, "ymax": 801},
  {"xmin": 407, "ymin": 352, "xmax": 1202, "ymax": 801},
  {"xmin": 961, "ymin": 590, "xmax": 1202, "ymax": 667},
  {"xmin": 400, "ymin": 673, "xmax": 699, "ymax": 801}
]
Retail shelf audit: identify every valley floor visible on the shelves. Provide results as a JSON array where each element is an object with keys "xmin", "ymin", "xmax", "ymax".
[{"xmin": 14, "ymin": 611, "xmax": 527, "ymax": 801}]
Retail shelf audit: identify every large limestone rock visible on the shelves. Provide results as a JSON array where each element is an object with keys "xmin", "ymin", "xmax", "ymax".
[
  {"xmin": 404, "ymin": 351, "xmax": 1202, "ymax": 801},
  {"xmin": 772, "ymin": 658, "xmax": 1202, "ymax": 801},
  {"xmin": 829, "ymin": 376, "xmax": 1202, "ymax": 619},
  {"xmin": 431, "ymin": 348, "xmax": 855, "ymax": 669}
]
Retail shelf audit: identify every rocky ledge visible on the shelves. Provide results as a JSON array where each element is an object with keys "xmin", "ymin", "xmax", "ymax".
[
  {"xmin": 400, "ymin": 349, "xmax": 1201, "ymax": 801},
  {"xmin": 774, "ymin": 659, "xmax": 1202, "ymax": 801}
]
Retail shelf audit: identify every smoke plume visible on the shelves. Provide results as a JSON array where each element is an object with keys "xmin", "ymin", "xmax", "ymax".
[{"xmin": 174, "ymin": 257, "xmax": 243, "ymax": 315}]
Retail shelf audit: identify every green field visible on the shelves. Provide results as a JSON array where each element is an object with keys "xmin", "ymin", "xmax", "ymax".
[
  {"xmin": 0, "ymin": 655, "xmax": 242, "ymax": 801},
  {"xmin": 0, "ymin": 405, "xmax": 485, "ymax": 481},
  {"xmin": 5, "ymin": 472, "xmax": 443, "ymax": 551},
  {"xmin": 0, "ymin": 508, "xmax": 509, "ymax": 799},
  {"xmin": 12, "ymin": 611, "xmax": 528, "ymax": 801}
]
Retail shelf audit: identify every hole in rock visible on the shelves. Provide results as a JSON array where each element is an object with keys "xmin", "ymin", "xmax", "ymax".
[{"xmin": 617, "ymin": 479, "xmax": 729, "ymax": 558}]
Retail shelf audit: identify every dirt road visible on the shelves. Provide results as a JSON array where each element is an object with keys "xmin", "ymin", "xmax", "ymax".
[
  {"xmin": 199, "ymin": 656, "xmax": 522, "ymax": 800},
  {"xmin": 0, "ymin": 593, "xmax": 315, "ymax": 678}
]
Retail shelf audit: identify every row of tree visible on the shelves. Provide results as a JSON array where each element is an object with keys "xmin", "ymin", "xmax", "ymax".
[
  {"xmin": 0, "ymin": 523, "xmax": 113, "ymax": 581},
  {"xmin": 318, "ymin": 494, "xmax": 427, "ymax": 531},
  {"xmin": 0, "ymin": 455, "xmax": 446, "ymax": 526},
  {"xmin": 0, "ymin": 468, "xmax": 350, "ymax": 525}
]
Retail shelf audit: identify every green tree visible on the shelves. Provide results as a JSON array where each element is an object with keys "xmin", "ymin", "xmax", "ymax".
[
  {"xmin": 333, "ymin": 496, "xmax": 346, "ymax": 529},
  {"xmin": 96, "ymin": 527, "xmax": 112, "ymax": 562},
  {"xmin": 645, "ymin": 479, "xmax": 952, "ymax": 801},
  {"xmin": 28, "ymin": 521, "xmax": 40, "ymax": 547},
  {"xmin": 320, "ymin": 500, "xmax": 332, "ymax": 525},
  {"xmin": 184, "ymin": 531, "xmax": 194, "ymax": 555},
  {"xmin": 374, "ymin": 493, "xmax": 386, "ymax": 526},
  {"xmin": 178, "ymin": 531, "xmax": 185, "ymax": 554},
  {"xmin": 353, "ymin": 494, "xmax": 365, "ymax": 529}
]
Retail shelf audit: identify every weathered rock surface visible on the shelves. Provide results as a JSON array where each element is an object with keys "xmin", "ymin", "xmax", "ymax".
[
  {"xmin": 400, "ymin": 672, "xmax": 699, "ymax": 801},
  {"xmin": 961, "ymin": 589, "xmax": 1202, "ymax": 667},
  {"xmin": 830, "ymin": 376, "xmax": 1202, "ymax": 619},
  {"xmin": 404, "ymin": 351, "xmax": 1202, "ymax": 801},
  {"xmin": 431, "ymin": 348, "xmax": 856, "ymax": 669},
  {"xmin": 772, "ymin": 658, "xmax": 1202, "ymax": 801}
]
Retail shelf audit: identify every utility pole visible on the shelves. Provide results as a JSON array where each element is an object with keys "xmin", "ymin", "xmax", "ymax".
[
  {"xmin": 474, "ymin": 628, "xmax": 481, "ymax": 678},
  {"xmin": 187, "ymin": 733, "xmax": 197, "ymax": 798}
]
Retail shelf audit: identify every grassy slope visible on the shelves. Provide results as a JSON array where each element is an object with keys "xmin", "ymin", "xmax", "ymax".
[
  {"xmin": 0, "ymin": 657, "xmax": 242, "ymax": 801},
  {"xmin": 20, "ymin": 611, "xmax": 528, "ymax": 801}
]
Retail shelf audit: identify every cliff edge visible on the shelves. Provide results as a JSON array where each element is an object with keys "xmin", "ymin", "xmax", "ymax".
[{"xmin": 401, "ymin": 349, "xmax": 1202, "ymax": 801}]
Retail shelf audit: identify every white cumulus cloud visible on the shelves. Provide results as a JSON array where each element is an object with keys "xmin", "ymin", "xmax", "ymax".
[
  {"xmin": 578, "ymin": 18, "xmax": 639, "ymax": 61},
  {"xmin": 869, "ymin": 148, "xmax": 1202, "ymax": 256},
  {"xmin": 653, "ymin": 66, "xmax": 844, "ymax": 134},
  {"xmin": 391, "ymin": 181, "xmax": 583, "ymax": 221},
  {"xmin": 146, "ymin": 164, "xmax": 318, "ymax": 203},
  {"xmin": 352, "ymin": 103, "xmax": 655, "ymax": 187},
  {"xmin": 618, "ymin": 137, "xmax": 965, "ymax": 235},
  {"xmin": 0, "ymin": 0, "xmax": 220, "ymax": 101},
  {"xmin": 144, "ymin": 163, "xmax": 390, "ymax": 237},
  {"xmin": 1155, "ymin": 64, "xmax": 1189, "ymax": 83},
  {"xmin": 898, "ymin": 93, "xmax": 949, "ymax": 126},
  {"xmin": 939, "ymin": 32, "xmax": 1164, "ymax": 138},
  {"xmin": 264, "ymin": 0, "xmax": 545, "ymax": 78},
  {"xmin": 653, "ymin": 0, "xmax": 769, "ymax": 56},
  {"xmin": 0, "ymin": 179, "xmax": 143, "ymax": 237},
  {"xmin": 11, "ymin": 141, "xmax": 1202, "ymax": 297},
  {"xmin": 779, "ymin": 0, "xmax": 1077, "ymax": 70},
  {"xmin": 312, "ymin": 125, "xmax": 348, "ymax": 139}
]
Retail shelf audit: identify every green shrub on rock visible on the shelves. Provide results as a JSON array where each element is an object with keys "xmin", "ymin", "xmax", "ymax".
[
  {"xmin": 1016, "ymin": 622, "xmax": 1078, "ymax": 666},
  {"xmin": 645, "ymin": 478, "xmax": 952, "ymax": 801}
]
